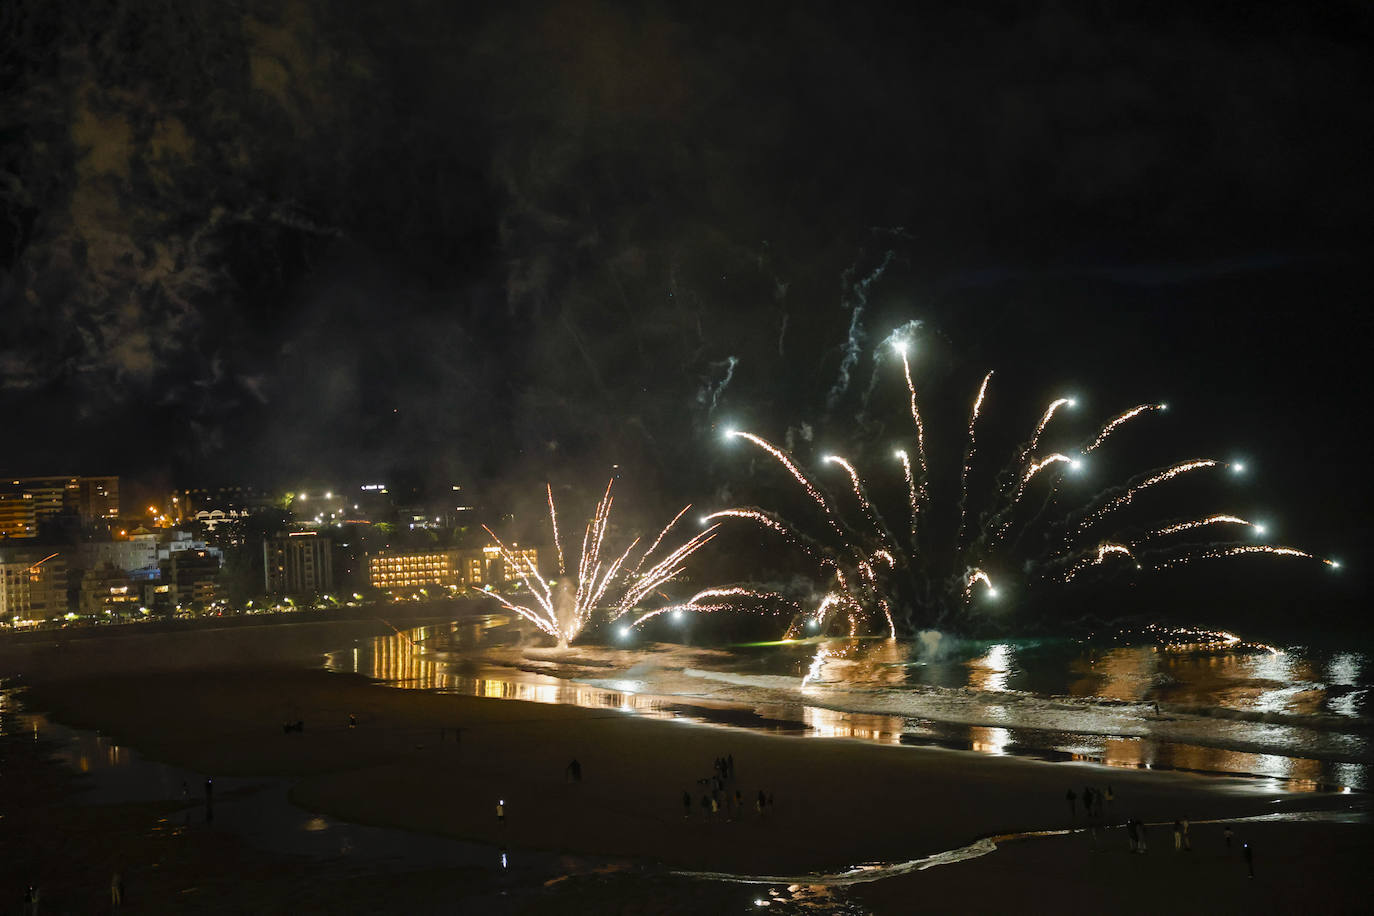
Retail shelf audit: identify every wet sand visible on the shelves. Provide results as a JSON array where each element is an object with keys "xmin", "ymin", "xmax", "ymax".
[{"xmin": 6, "ymin": 620, "xmax": 1371, "ymax": 912}]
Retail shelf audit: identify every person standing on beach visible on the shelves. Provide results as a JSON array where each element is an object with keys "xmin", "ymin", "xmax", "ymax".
[
  {"xmin": 497, "ymin": 799, "xmax": 505, "ymax": 826},
  {"xmin": 1126, "ymin": 818, "xmax": 1138, "ymax": 853},
  {"xmin": 1243, "ymin": 842, "xmax": 1254, "ymax": 877},
  {"xmin": 1181, "ymin": 816, "xmax": 1191, "ymax": 851},
  {"xmin": 110, "ymin": 871, "xmax": 123, "ymax": 909},
  {"xmin": 1224, "ymin": 825, "xmax": 1234, "ymax": 849},
  {"xmin": 1173, "ymin": 819, "xmax": 1182, "ymax": 851}
]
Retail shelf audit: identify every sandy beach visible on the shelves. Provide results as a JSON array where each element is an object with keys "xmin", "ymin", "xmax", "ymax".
[{"xmin": 3, "ymin": 619, "xmax": 1369, "ymax": 913}]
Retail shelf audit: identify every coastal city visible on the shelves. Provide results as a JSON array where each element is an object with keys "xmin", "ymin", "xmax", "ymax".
[
  {"xmin": 1, "ymin": 2, "xmax": 1367, "ymax": 912},
  {"xmin": 0, "ymin": 474, "xmax": 542, "ymax": 627}
]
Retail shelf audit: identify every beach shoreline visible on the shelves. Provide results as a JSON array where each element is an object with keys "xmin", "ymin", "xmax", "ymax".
[{"xmin": 4, "ymin": 619, "xmax": 1370, "ymax": 912}]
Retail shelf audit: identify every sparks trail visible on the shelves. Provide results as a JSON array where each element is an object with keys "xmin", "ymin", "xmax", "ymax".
[
  {"xmin": 479, "ymin": 479, "xmax": 718, "ymax": 645},
  {"xmin": 546, "ymin": 483, "xmax": 566, "ymax": 574},
  {"xmin": 957, "ymin": 371, "xmax": 994, "ymax": 545},
  {"xmin": 704, "ymin": 325, "xmax": 1335, "ymax": 638}
]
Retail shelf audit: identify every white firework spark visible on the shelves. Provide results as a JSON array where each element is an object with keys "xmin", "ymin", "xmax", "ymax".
[
  {"xmin": 706, "ymin": 326, "xmax": 1332, "ymax": 638},
  {"xmin": 480, "ymin": 479, "xmax": 719, "ymax": 644}
]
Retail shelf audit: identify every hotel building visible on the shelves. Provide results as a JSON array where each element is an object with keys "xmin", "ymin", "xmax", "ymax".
[
  {"xmin": 264, "ymin": 532, "xmax": 334, "ymax": 596},
  {"xmin": 369, "ymin": 544, "xmax": 540, "ymax": 592}
]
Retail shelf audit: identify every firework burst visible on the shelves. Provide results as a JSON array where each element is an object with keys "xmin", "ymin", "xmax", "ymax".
[
  {"xmin": 708, "ymin": 328, "xmax": 1334, "ymax": 637},
  {"xmin": 480, "ymin": 479, "xmax": 721, "ymax": 644}
]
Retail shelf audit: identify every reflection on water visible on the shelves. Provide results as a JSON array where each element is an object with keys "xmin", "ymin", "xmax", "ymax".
[
  {"xmin": 967, "ymin": 644, "xmax": 1014, "ymax": 693},
  {"xmin": 328, "ymin": 619, "xmax": 1372, "ymax": 791},
  {"xmin": 331, "ymin": 623, "xmax": 687, "ymax": 721},
  {"xmin": 1068, "ymin": 646, "xmax": 1159, "ymax": 701},
  {"xmin": 801, "ymin": 706, "xmax": 905, "ymax": 744},
  {"xmin": 970, "ymin": 726, "xmax": 1012, "ymax": 756}
]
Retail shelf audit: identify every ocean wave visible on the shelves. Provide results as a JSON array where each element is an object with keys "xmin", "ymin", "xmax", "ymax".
[{"xmin": 683, "ymin": 668, "xmax": 802, "ymax": 691}]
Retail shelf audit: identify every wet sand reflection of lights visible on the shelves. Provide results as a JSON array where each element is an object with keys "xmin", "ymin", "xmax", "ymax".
[{"xmin": 333, "ymin": 628, "xmax": 1370, "ymax": 791}]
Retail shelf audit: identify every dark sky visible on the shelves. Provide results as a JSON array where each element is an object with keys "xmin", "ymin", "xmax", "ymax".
[{"xmin": 2, "ymin": 1, "xmax": 1370, "ymax": 612}]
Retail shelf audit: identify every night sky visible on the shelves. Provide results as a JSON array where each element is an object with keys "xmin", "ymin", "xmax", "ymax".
[{"xmin": 2, "ymin": 2, "xmax": 1370, "ymax": 622}]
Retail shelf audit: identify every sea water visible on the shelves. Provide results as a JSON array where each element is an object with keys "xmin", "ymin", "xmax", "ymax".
[{"xmin": 326, "ymin": 615, "xmax": 1372, "ymax": 791}]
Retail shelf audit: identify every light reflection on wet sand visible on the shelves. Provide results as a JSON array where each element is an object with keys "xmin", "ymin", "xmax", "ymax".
[{"xmin": 329, "ymin": 624, "xmax": 1371, "ymax": 791}]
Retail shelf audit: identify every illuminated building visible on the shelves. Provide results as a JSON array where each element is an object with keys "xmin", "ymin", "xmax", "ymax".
[
  {"xmin": 79, "ymin": 562, "xmax": 142, "ymax": 617},
  {"xmin": 368, "ymin": 544, "xmax": 540, "ymax": 592},
  {"xmin": 158, "ymin": 530, "xmax": 221, "ymax": 563},
  {"xmin": 0, "ymin": 476, "xmax": 120, "ymax": 529},
  {"xmin": 6, "ymin": 476, "xmax": 77, "ymax": 520},
  {"xmin": 171, "ymin": 485, "xmax": 276, "ymax": 530},
  {"xmin": 264, "ymin": 532, "xmax": 334, "ymax": 595},
  {"xmin": 0, "ymin": 546, "xmax": 69, "ymax": 622},
  {"xmin": 191, "ymin": 508, "xmax": 251, "ymax": 532},
  {"xmin": 496, "ymin": 545, "xmax": 539, "ymax": 583},
  {"xmin": 369, "ymin": 550, "xmax": 460, "ymax": 591},
  {"xmin": 0, "ymin": 491, "xmax": 37, "ymax": 540}
]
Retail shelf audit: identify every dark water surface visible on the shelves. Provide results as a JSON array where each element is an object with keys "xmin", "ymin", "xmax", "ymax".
[{"xmin": 327, "ymin": 616, "xmax": 1373, "ymax": 791}]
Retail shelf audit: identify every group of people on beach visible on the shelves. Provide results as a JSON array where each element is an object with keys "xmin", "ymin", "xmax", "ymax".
[
  {"xmin": 682, "ymin": 752, "xmax": 773, "ymax": 821},
  {"xmin": 1066, "ymin": 784, "xmax": 1255, "ymax": 876},
  {"xmin": 1064, "ymin": 783, "xmax": 1114, "ymax": 820}
]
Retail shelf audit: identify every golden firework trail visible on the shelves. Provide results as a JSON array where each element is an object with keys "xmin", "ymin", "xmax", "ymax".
[
  {"xmin": 897, "ymin": 449, "xmax": 919, "ymax": 544},
  {"xmin": 1083, "ymin": 403, "xmax": 1166, "ymax": 453},
  {"xmin": 1015, "ymin": 453, "xmax": 1074, "ymax": 502},
  {"xmin": 1026, "ymin": 397, "xmax": 1074, "ymax": 458},
  {"xmin": 897, "ymin": 349, "xmax": 930, "ymax": 505},
  {"xmin": 628, "ymin": 587, "xmax": 792, "ymax": 628},
  {"xmin": 1077, "ymin": 459, "xmax": 1220, "ymax": 533},
  {"xmin": 1147, "ymin": 514, "xmax": 1254, "ymax": 539},
  {"xmin": 631, "ymin": 503, "xmax": 693, "ymax": 575},
  {"xmin": 479, "ymin": 479, "xmax": 718, "ymax": 644},
  {"xmin": 1061, "ymin": 542, "xmax": 1135, "ymax": 582},
  {"xmin": 702, "ymin": 508, "xmax": 798, "ymax": 542},
  {"xmin": 710, "ymin": 325, "xmax": 1333, "ymax": 637},
  {"xmin": 546, "ymin": 483, "xmax": 567, "ymax": 575},
  {"xmin": 1151, "ymin": 544, "xmax": 1330, "ymax": 570},
  {"xmin": 958, "ymin": 371, "xmax": 994, "ymax": 541},
  {"xmin": 963, "ymin": 568, "xmax": 996, "ymax": 602},
  {"xmin": 728, "ymin": 430, "xmax": 839, "ymax": 530},
  {"xmin": 825, "ymin": 454, "xmax": 893, "ymax": 550}
]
